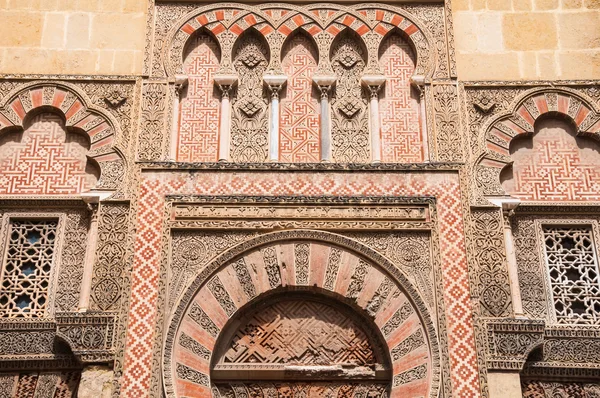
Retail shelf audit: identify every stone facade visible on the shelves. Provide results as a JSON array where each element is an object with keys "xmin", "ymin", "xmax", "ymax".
[{"xmin": 0, "ymin": 1, "xmax": 597, "ymax": 397}]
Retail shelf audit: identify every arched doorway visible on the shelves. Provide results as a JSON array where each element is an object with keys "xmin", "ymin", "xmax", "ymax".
[
  {"xmin": 163, "ymin": 231, "xmax": 439, "ymax": 397},
  {"xmin": 211, "ymin": 290, "xmax": 390, "ymax": 396}
]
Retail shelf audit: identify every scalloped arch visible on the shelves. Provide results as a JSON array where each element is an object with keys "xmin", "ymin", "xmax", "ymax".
[
  {"xmin": 474, "ymin": 88, "xmax": 600, "ymax": 202},
  {"xmin": 163, "ymin": 229, "xmax": 440, "ymax": 398},
  {"xmin": 164, "ymin": 3, "xmax": 433, "ymax": 78},
  {"xmin": 0, "ymin": 82, "xmax": 126, "ymax": 192}
]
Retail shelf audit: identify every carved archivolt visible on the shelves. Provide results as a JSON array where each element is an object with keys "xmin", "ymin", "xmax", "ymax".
[
  {"xmin": 163, "ymin": 230, "xmax": 440, "ymax": 398},
  {"xmin": 473, "ymin": 88, "xmax": 600, "ymax": 203},
  {"xmin": 0, "ymin": 82, "xmax": 127, "ymax": 193},
  {"xmin": 162, "ymin": 3, "xmax": 435, "ymax": 78}
]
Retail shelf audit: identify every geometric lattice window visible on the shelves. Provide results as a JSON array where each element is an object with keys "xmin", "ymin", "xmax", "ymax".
[
  {"xmin": 0, "ymin": 220, "xmax": 57, "ymax": 317},
  {"xmin": 543, "ymin": 226, "xmax": 600, "ymax": 325}
]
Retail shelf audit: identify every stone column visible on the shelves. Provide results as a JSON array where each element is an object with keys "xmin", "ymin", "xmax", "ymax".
[
  {"xmin": 78, "ymin": 201, "xmax": 99, "ymax": 312},
  {"xmin": 503, "ymin": 204, "xmax": 524, "ymax": 318},
  {"xmin": 263, "ymin": 73, "xmax": 288, "ymax": 162},
  {"xmin": 169, "ymin": 74, "xmax": 188, "ymax": 161},
  {"xmin": 214, "ymin": 74, "xmax": 238, "ymax": 162},
  {"xmin": 361, "ymin": 75, "xmax": 386, "ymax": 163},
  {"xmin": 312, "ymin": 75, "xmax": 336, "ymax": 162},
  {"xmin": 411, "ymin": 75, "xmax": 429, "ymax": 161}
]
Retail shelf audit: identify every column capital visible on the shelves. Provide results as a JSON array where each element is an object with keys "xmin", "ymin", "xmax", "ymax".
[
  {"xmin": 263, "ymin": 73, "xmax": 287, "ymax": 99},
  {"xmin": 313, "ymin": 74, "xmax": 337, "ymax": 99},
  {"xmin": 214, "ymin": 73, "xmax": 238, "ymax": 96},
  {"xmin": 361, "ymin": 74, "xmax": 386, "ymax": 99}
]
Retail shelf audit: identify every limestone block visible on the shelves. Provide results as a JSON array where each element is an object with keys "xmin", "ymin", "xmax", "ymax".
[
  {"xmin": 558, "ymin": 11, "xmax": 600, "ymax": 49},
  {"xmin": 0, "ymin": 12, "xmax": 43, "ymax": 47},
  {"xmin": 535, "ymin": 0, "xmax": 559, "ymax": 9},
  {"xmin": 513, "ymin": 0, "xmax": 534, "ymax": 10},
  {"xmin": 453, "ymin": 13, "xmax": 479, "ymax": 52},
  {"xmin": 487, "ymin": 0, "xmax": 512, "ymax": 11},
  {"xmin": 471, "ymin": 0, "xmax": 486, "ymax": 10},
  {"xmin": 562, "ymin": 0, "xmax": 583, "ymax": 7},
  {"xmin": 41, "ymin": 12, "xmax": 66, "ymax": 48},
  {"xmin": 585, "ymin": 0, "xmax": 600, "ymax": 8},
  {"xmin": 537, "ymin": 51, "xmax": 559, "ymax": 78},
  {"xmin": 518, "ymin": 51, "xmax": 538, "ymax": 79},
  {"xmin": 477, "ymin": 13, "xmax": 504, "ymax": 53},
  {"xmin": 66, "ymin": 12, "xmax": 91, "ymax": 49},
  {"xmin": 559, "ymin": 50, "xmax": 600, "ymax": 79},
  {"xmin": 90, "ymin": 13, "xmax": 145, "ymax": 50},
  {"xmin": 504, "ymin": 13, "xmax": 558, "ymax": 50},
  {"xmin": 456, "ymin": 52, "xmax": 520, "ymax": 80},
  {"xmin": 452, "ymin": 0, "xmax": 470, "ymax": 11},
  {"xmin": 78, "ymin": 365, "xmax": 114, "ymax": 398}
]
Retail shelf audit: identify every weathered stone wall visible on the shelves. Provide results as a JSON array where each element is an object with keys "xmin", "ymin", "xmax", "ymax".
[
  {"xmin": 453, "ymin": 0, "xmax": 600, "ymax": 80},
  {"xmin": 0, "ymin": 0, "xmax": 146, "ymax": 75}
]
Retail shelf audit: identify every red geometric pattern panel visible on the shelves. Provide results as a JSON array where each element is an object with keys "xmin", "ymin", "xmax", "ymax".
[
  {"xmin": 502, "ymin": 118, "xmax": 600, "ymax": 201},
  {"xmin": 0, "ymin": 113, "xmax": 97, "ymax": 195},
  {"xmin": 379, "ymin": 33, "xmax": 422, "ymax": 163},
  {"xmin": 177, "ymin": 33, "xmax": 221, "ymax": 162},
  {"xmin": 280, "ymin": 34, "xmax": 320, "ymax": 162},
  {"xmin": 120, "ymin": 171, "xmax": 480, "ymax": 398}
]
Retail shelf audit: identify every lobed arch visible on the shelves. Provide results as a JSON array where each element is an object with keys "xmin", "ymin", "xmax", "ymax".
[
  {"xmin": 163, "ymin": 229, "xmax": 440, "ymax": 398},
  {"xmin": 164, "ymin": 3, "xmax": 433, "ymax": 78},
  {"xmin": 0, "ymin": 82, "xmax": 126, "ymax": 193},
  {"xmin": 474, "ymin": 88, "xmax": 600, "ymax": 202}
]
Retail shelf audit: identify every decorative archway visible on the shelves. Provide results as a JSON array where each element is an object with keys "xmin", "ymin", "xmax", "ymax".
[
  {"xmin": 0, "ymin": 82, "xmax": 126, "ymax": 193},
  {"xmin": 473, "ymin": 88, "xmax": 600, "ymax": 203},
  {"xmin": 164, "ymin": 231, "xmax": 439, "ymax": 398}
]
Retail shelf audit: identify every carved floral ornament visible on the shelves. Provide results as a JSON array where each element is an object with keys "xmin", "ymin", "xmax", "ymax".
[
  {"xmin": 0, "ymin": 81, "xmax": 127, "ymax": 194},
  {"xmin": 163, "ymin": 230, "xmax": 440, "ymax": 398},
  {"xmin": 163, "ymin": 3, "xmax": 434, "ymax": 79},
  {"xmin": 473, "ymin": 87, "xmax": 600, "ymax": 204}
]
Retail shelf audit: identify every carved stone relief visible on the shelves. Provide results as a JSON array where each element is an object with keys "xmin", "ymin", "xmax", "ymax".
[
  {"xmin": 330, "ymin": 31, "xmax": 369, "ymax": 163},
  {"xmin": 90, "ymin": 203, "xmax": 131, "ymax": 312},
  {"xmin": 230, "ymin": 31, "xmax": 270, "ymax": 162}
]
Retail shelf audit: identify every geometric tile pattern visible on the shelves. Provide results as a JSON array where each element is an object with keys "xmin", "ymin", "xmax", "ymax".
[
  {"xmin": 120, "ymin": 170, "xmax": 480, "ymax": 398},
  {"xmin": 172, "ymin": 241, "xmax": 431, "ymax": 397},
  {"xmin": 502, "ymin": 118, "xmax": 600, "ymax": 201},
  {"xmin": 177, "ymin": 33, "xmax": 221, "ymax": 162},
  {"xmin": 379, "ymin": 33, "xmax": 423, "ymax": 163},
  {"xmin": 280, "ymin": 33, "xmax": 320, "ymax": 162},
  {"xmin": 0, "ymin": 113, "xmax": 97, "ymax": 195}
]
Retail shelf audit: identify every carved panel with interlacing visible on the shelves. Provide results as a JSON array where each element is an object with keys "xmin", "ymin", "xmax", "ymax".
[
  {"xmin": 379, "ymin": 33, "xmax": 422, "ymax": 163},
  {"xmin": 221, "ymin": 299, "xmax": 376, "ymax": 365},
  {"xmin": 0, "ymin": 113, "xmax": 97, "ymax": 195},
  {"xmin": 214, "ymin": 382, "xmax": 389, "ymax": 397},
  {"xmin": 178, "ymin": 32, "xmax": 221, "ymax": 162},
  {"xmin": 280, "ymin": 33, "xmax": 320, "ymax": 162}
]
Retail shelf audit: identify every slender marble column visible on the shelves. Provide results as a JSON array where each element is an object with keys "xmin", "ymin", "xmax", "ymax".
[
  {"xmin": 411, "ymin": 75, "xmax": 429, "ymax": 161},
  {"xmin": 214, "ymin": 74, "xmax": 238, "ymax": 162},
  {"xmin": 312, "ymin": 75, "xmax": 336, "ymax": 162},
  {"xmin": 361, "ymin": 75, "xmax": 386, "ymax": 163},
  {"xmin": 263, "ymin": 74, "xmax": 287, "ymax": 162},
  {"xmin": 503, "ymin": 206, "xmax": 525, "ymax": 317},
  {"xmin": 169, "ymin": 75, "xmax": 188, "ymax": 160},
  {"xmin": 78, "ymin": 201, "xmax": 99, "ymax": 312}
]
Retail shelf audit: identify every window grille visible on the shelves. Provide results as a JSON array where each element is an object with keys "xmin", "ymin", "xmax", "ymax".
[
  {"xmin": 0, "ymin": 220, "xmax": 58, "ymax": 317},
  {"xmin": 543, "ymin": 226, "xmax": 600, "ymax": 324}
]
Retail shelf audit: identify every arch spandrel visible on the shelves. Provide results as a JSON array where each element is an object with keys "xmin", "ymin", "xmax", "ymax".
[{"xmin": 164, "ymin": 231, "xmax": 439, "ymax": 398}]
